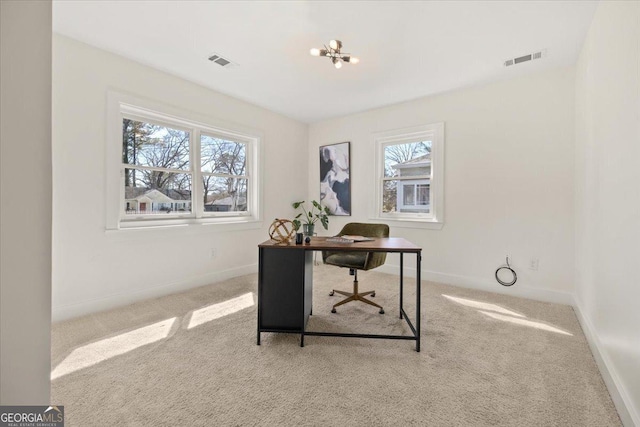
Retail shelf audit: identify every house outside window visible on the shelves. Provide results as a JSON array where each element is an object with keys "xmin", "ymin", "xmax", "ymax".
[
  {"xmin": 373, "ymin": 123, "xmax": 444, "ymax": 229},
  {"xmin": 107, "ymin": 93, "xmax": 261, "ymax": 230}
]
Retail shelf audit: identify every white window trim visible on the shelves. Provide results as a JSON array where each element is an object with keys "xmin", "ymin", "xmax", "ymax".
[
  {"xmin": 106, "ymin": 91, "xmax": 263, "ymax": 231},
  {"xmin": 372, "ymin": 123, "xmax": 444, "ymax": 230}
]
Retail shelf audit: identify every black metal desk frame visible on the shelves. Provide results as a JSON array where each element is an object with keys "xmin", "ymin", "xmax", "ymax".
[{"xmin": 257, "ymin": 237, "xmax": 422, "ymax": 352}]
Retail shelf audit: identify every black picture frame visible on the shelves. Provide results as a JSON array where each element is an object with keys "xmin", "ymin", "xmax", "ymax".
[{"xmin": 319, "ymin": 141, "xmax": 351, "ymax": 216}]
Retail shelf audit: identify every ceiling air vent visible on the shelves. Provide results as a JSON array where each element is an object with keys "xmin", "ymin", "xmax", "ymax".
[
  {"xmin": 504, "ymin": 49, "xmax": 547, "ymax": 67},
  {"xmin": 208, "ymin": 53, "xmax": 236, "ymax": 69}
]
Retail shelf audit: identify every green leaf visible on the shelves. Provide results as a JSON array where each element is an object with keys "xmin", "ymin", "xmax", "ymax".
[
  {"xmin": 312, "ymin": 200, "xmax": 321, "ymax": 209},
  {"xmin": 292, "ymin": 201, "xmax": 304, "ymax": 209},
  {"xmin": 320, "ymin": 216, "xmax": 329, "ymax": 229}
]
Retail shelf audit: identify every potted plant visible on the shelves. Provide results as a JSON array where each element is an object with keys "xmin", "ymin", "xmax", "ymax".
[{"xmin": 292, "ymin": 200, "xmax": 330, "ymax": 236}]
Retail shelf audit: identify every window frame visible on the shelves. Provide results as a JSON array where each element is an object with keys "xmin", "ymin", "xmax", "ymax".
[
  {"xmin": 120, "ymin": 112, "xmax": 194, "ymax": 220},
  {"xmin": 106, "ymin": 92, "xmax": 262, "ymax": 231},
  {"xmin": 372, "ymin": 123, "xmax": 444, "ymax": 229},
  {"xmin": 198, "ymin": 130, "xmax": 252, "ymax": 218}
]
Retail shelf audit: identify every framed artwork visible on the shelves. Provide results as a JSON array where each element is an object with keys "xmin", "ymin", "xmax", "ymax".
[{"xmin": 319, "ymin": 141, "xmax": 351, "ymax": 216}]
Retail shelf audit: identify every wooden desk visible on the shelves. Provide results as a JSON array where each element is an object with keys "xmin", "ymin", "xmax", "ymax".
[{"xmin": 257, "ymin": 236, "xmax": 423, "ymax": 351}]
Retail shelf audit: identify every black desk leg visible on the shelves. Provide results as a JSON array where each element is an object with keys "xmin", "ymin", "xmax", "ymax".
[
  {"xmin": 257, "ymin": 248, "xmax": 262, "ymax": 345},
  {"xmin": 301, "ymin": 270, "xmax": 305, "ymax": 347},
  {"xmin": 399, "ymin": 253, "xmax": 404, "ymax": 319},
  {"xmin": 301, "ymin": 294, "xmax": 305, "ymax": 348},
  {"xmin": 416, "ymin": 252, "xmax": 421, "ymax": 352}
]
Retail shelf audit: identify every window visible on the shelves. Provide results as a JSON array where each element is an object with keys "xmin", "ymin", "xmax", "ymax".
[
  {"xmin": 374, "ymin": 123, "xmax": 444, "ymax": 228},
  {"xmin": 402, "ymin": 183, "xmax": 430, "ymax": 208},
  {"xmin": 107, "ymin": 93, "xmax": 261, "ymax": 230},
  {"xmin": 122, "ymin": 119, "xmax": 192, "ymax": 216},
  {"xmin": 416, "ymin": 184, "xmax": 429, "ymax": 205},
  {"xmin": 403, "ymin": 184, "xmax": 415, "ymax": 206},
  {"xmin": 200, "ymin": 135, "xmax": 248, "ymax": 213}
]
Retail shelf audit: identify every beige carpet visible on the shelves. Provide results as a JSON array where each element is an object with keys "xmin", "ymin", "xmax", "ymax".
[{"xmin": 51, "ymin": 265, "xmax": 620, "ymax": 426}]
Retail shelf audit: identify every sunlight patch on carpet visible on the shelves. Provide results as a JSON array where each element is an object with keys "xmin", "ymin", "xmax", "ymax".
[
  {"xmin": 442, "ymin": 294, "xmax": 525, "ymax": 317},
  {"xmin": 51, "ymin": 317, "xmax": 177, "ymax": 380},
  {"xmin": 443, "ymin": 294, "xmax": 572, "ymax": 336},
  {"xmin": 187, "ymin": 292, "xmax": 254, "ymax": 329},
  {"xmin": 478, "ymin": 310, "xmax": 573, "ymax": 336}
]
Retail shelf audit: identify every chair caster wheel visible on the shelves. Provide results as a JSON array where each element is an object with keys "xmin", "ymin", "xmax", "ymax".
[
  {"xmin": 331, "ymin": 308, "xmax": 337, "ymax": 313},
  {"xmin": 379, "ymin": 309, "xmax": 385, "ymax": 314},
  {"xmin": 329, "ymin": 291, "xmax": 334, "ymax": 296},
  {"xmin": 371, "ymin": 292, "xmax": 376, "ymax": 297}
]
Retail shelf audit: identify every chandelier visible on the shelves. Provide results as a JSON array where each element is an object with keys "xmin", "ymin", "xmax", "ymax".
[{"xmin": 310, "ymin": 39, "xmax": 359, "ymax": 69}]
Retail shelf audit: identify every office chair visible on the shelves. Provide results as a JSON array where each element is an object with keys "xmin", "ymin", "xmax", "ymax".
[{"xmin": 322, "ymin": 222, "xmax": 389, "ymax": 314}]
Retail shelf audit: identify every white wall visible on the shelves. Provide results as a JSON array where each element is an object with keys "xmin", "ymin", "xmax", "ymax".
[
  {"xmin": 574, "ymin": 2, "xmax": 640, "ymax": 425},
  {"xmin": 0, "ymin": 0, "xmax": 52, "ymax": 404},
  {"xmin": 52, "ymin": 35, "xmax": 308, "ymax": 320},
  {"xmin": 309, "ymin": 67, "xmax": 576, "ymax": 304}
]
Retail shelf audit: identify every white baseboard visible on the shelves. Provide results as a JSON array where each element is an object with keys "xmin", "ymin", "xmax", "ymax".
[
  {"xmin": 377, "ymin": 264, "xmax": 574, "ymax": 306},
  {"xmin": 573, "ymin": 302, "xmax": 639, "ymax": 427},
  {"xmin": 52, "ymin": 263, "xmax": 258, "ymax": 322}
]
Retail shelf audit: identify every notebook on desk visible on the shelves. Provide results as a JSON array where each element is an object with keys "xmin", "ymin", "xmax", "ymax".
[{"xmin": 340, "ymin": 235, "xmax": 375, "ymax": 242}]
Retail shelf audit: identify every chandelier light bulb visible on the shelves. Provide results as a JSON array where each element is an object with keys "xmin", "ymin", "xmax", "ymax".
[
  {"xmin": 329, "ymin": 39, "xmax": 339, "ymax": 50},
  {"xmin": 334, "ymin": 59, "xmax": 343, "ymax": 69},
  {"xmin": 350, "ymin": 57, "xmax": 360, "ymax": 64},
  {"xmin": 310, "ymin": 48, "xmax": 321, "ymax": 57}
]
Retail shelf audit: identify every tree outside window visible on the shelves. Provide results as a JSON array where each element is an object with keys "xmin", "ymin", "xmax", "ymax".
[
  {"xmin": 120, "ymin": 116, "xmax": 253, "ymax": 219},
  {"xmin": 122, "ymin": 119, "xmax": 191, "ymax": 215},
  {"xmin": 201, "ymin": 135, "xmax": 248, "ymax": 213}
]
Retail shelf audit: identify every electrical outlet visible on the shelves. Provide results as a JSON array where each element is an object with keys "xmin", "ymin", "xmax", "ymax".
[{"xmin": 529, "ymin": 258, "xmax": 539, "ymax": 271}]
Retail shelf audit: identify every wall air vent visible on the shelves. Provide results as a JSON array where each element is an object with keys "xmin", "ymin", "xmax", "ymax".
[
  {"xmin": 208, "ymin": 52, "xmax": 236, "ymax": 69},
  {"xmin": 504, "ymin": 49, "xmax": 547, "ymax": 67}
]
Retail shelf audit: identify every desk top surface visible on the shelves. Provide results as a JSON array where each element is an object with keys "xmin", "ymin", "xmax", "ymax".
[{"xmin": 258, "ymin": 236, "xmax": 421, "ymax": 253}]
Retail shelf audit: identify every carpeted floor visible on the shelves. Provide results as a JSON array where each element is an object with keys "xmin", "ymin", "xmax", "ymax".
[{"xmin": 51, "ymin": 265, "xmax": 621, "ymax": 426}]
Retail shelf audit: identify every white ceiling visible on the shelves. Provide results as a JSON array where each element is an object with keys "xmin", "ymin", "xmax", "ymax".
[{"xmin": 53, "ymin": 1, "xmax": 597, "ymax": 123}]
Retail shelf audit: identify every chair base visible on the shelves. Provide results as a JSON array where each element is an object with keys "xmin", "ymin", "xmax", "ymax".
[{"xmin": 329, "ymin": 270, "xmax": 384, "ymax": 314}]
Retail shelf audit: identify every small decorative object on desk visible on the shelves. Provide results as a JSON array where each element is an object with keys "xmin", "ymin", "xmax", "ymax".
[
  {"xmin": 269, "ymin": 218, "xmax": 295, "ymax": 243},
  {"xmin": 292, "ymin": 200, "xmax": 330, "ymax": 237}
]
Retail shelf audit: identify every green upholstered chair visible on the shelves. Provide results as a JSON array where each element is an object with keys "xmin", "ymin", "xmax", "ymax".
[{"xmin": 322, "ymin": 222, "xmax": 389, "ymax": 314}]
